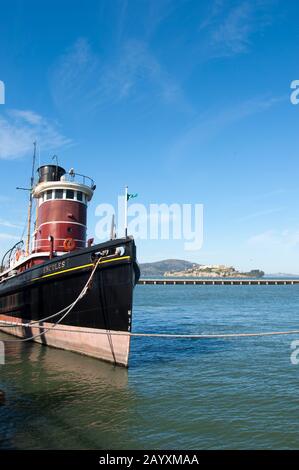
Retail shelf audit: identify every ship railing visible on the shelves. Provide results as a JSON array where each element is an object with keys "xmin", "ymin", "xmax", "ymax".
[
  {"xmin": 0, "ymin": 240, "xmax": 24, "ymax": 273},
  {"xmin": 60, "ymin": 171, "xmax": 96, "ymax": 189}
]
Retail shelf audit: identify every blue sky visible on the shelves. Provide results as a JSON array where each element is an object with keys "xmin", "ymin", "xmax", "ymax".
[{"xmin": 0, "ymin": 0, "xmax": 299, "ymax": 273}]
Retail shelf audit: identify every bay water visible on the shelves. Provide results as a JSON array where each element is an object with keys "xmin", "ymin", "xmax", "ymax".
[{"xmin": 1, "ymin": 284, "xmax": 299, "ymax": 449}]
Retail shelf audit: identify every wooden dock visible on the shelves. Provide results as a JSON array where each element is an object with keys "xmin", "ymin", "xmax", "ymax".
[{"xmin": 138, "ymin": 278, "xmax": 299, "ymax": 286}]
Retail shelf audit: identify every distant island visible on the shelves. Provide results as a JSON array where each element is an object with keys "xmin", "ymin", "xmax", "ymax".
[
  {"xmin": 139, "ymin": 259, "xmax": 264, "ymax": 279},
  {"xmin": 140, "ymin": 259, "xmax": 195, "ymax": 277}
]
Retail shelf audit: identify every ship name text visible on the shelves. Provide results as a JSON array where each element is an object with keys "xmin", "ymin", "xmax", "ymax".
[{"xmin": 43, "ymin": 260, "xmax": 67, "ymax": 275}]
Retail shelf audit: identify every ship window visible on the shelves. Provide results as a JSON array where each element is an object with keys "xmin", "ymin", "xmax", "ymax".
[
  {"xmin": 46, "ymin": 190, "xmax": 52, "ymax": 200},
  {"xmin": 66, "ymin": 189, "xmax": 74, "ymax": 199},
  {"xmin": 67, "ymin": 227, "xmax": 73, "ymax": 233},
  {"xmin": 55, "ymin": 189, "xmax": 63, "ymax": 199},
  {"xmin": 76, "ymin": 191, "xmax": 83, "ymax": 201}
]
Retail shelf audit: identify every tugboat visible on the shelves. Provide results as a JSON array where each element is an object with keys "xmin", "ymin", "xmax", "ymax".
[{"xmin": 0, "ymin": 151, "xmax": 140, "ymax": 367}]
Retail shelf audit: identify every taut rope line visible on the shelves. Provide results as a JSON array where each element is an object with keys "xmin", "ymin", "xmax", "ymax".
[{"xmin": 1, "ymin": 322, "xmax": 299, "ymax": 339}]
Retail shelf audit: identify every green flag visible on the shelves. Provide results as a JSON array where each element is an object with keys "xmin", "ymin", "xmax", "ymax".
[{"xmin": 127, "ymin": 193, "xmax": 138, "ymax": 201}]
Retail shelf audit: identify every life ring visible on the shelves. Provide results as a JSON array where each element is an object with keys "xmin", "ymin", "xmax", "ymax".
[{"xmin": 63, "ymin": 238, "xmax": 76, "ymax": 251}]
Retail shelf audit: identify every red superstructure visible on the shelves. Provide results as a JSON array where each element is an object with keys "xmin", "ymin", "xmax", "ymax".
[{"xmin": 32, "ymin": 165, "xmax": 95, "ymax": 255}]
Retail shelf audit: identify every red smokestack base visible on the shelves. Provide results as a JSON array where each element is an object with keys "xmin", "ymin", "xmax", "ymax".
[{"xmin": 32, "ymin": 166, "xmax": 94, "ymax": 254}]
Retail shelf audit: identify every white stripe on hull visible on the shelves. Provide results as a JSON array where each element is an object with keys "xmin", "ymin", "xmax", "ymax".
[{"xmin": 0, "ymin": 316, "xmax": 130, "ymax": 367}]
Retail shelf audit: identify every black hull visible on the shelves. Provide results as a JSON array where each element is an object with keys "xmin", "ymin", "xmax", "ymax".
[{"xmin": 0, "ymin": 238, "xmax": 139, "ymax": 366}]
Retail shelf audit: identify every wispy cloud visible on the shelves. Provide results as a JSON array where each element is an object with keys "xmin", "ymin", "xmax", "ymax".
[
  {"xmin": 51, "ymin": 38, "xmax": 101, "ymax": 109},
  {"xmin": 253, "ymin": 189, "xmax": 286, "ymax": 200},
  {"xmin": 199, "ymin": 1, "xmax": 271, "ymax": 58},
  {"xmin": 0, "ymin": 109, "xmax": 72, "ymax": 160},
  {"xmin": 51, "ymin": 37, "xmax": 189, "ymax": 112},
  {"xmin": 0, "ymin": 218, "xmax": 23, "ymax": 229},
  {"xmin": 100, "ymin": 39, "xmax": 185, "ymax": 105},
  {"xmin": 169, "ymin": 94, "xmax": 284, "ymax": 159},
  {"xmin": 114, "ymin": 0, "xmax": 176, "ymax": 41},
  {"xmin": 248, "ymin": 229, "xmax": 299, "ymax": 248},
  {"xmin": 238, "ymin": 208, "xmax": 283, "ymax": 222},
  {"xmin": 211, "ymin": 2, "xmax": 253, "ymax": 56},
  {"xmin": 145, "ymin": 0, "xmax": 178, "ymax": 39},
  {"xmin": 0, "ymin": 232, "xmax": 20, "ymax": 241},
  {"xmin": 10, "ymin": 110, "xmax": 43, "ymax": 126},
  {"xmin": 199, "ymin": 0, "xmax": 225, "ymax": 31}
]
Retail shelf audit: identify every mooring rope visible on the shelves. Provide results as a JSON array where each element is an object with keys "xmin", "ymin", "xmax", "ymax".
[
  {"xmin": 0, "ymin": 257, "xmax": 102, "ymax": 343},
  {"xmin": 1, "ymin": 320, "xmax": 299, "ymax": 339},
  {"xmin": 128, "ymin": 330, "xmax": 299, "ymax": 338}
]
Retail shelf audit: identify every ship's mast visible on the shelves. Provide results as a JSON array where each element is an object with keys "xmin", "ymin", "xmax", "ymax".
[
  {"xmin": 124, "ymin": 185, "xmax": 128, "ymax": 238},
  {"xmin": 25, "ymin": 142, "xmax": 37, "ymax": 256}
]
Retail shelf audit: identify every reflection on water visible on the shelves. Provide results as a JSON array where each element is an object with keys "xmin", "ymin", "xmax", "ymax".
[
  {"xmin": 0, "ymin": 335, "xmax": 132, "ymax": 449},
  {"xmin": 2, "ymin": 285, "xmax": 299, "ymax": 449}
]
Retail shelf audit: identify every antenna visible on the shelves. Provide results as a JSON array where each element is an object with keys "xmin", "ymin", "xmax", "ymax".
[
  {"xmin": 110, "ymin": 214, "xmax": 116, "ymax": 240},
  {"xmin": 25, "ymin": 141, "xmax": 37, "ymax": 256},
  {"xmin": 124, "ymin": 186, "xmax": 128, "ymax": 238},
  {"xmin": 52, "ymin": 154, "xmax": 59, "ymax": 179},
  {"xmin": 52, "ymin": 154, "xmax": 58, "ymax": 165}
]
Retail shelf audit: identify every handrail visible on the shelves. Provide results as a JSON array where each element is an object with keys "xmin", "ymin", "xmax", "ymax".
[
  {"xmin": 0, "ymin": 240, "xmax": 24, "ymax": 272},
  {"xmin": 61, "ymin": 171, "xmax": 96, "ymax": 189}
]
